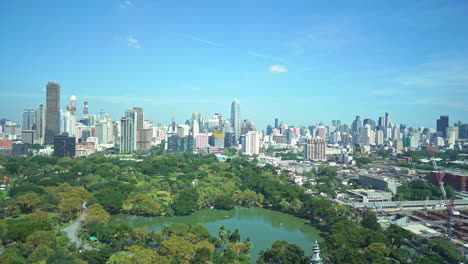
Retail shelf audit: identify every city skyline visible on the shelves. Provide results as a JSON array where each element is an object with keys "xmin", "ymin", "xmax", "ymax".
[
  {"xmin": 0, "ymin": 85, "xmax": 464, "ymax": 131},
  {"xmin": 1, "ymin": 1, "xmax": 468, "ymax": 129}
]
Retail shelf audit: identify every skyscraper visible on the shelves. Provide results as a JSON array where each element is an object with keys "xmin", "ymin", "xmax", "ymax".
[
  {"xmin": 63, "ymin": 96, "xmax": 77, "ymax": 136},
  {"xmin": 351, "ymin": 116, "xmax": 362, "ymax": 134},
  {"xmin": 36, "ymin": 104, "xmax": 46, "ymax": 144},
  {"xmin": 120, "ymin": 109, "xmax": 138, "ymax": 153},
  {"xmin": 231, "ymin": 99, "xmax": 241, "ymax": 143},
  {"xmin": 385, "ymin": 112, "xmax": 391, "ymax": 127},
  {"xmin": 191, "ymin": 111, "xmax": 200, "ymax": 138},
  {"xmin": 378, "ymin": 117, "xmax": 384, "ymax": 128},
  {"xmin": 274, "ymin": 118, "xmax": 279, "ymax": 129},
  {"xmin": 22, "ymin": 109, "xmax": 36, "ymax": 131},
  {"xmin": 363, "ymin": 118, "xmax": 376, "ymax": 130},
  {"xmin": 437, "ymin": 115, "xmax": 449, "ymax": 137},
  {"xmin": 45, "ymin": 82, "xmax": 60, "ymax": 144}
]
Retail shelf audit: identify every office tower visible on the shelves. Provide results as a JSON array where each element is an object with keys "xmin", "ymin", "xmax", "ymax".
[
  {"xmin": 54, "ymin": 133, "xmax": 76, "ymax": 157},
  {"xmin": 392, "ymin": 125, "xmax": 401, "ymax": 140},
  {"xmin": 274, "ymin": 118, "xmax": 279, "ymax": 129},
  {"xmin": 304, "ymin": 138, "xmax": 326, "ymax": 161},
  {"xmin": 460, "ymin": 124, "xmax": 468, "ymax": 139},
  {"xmin": 22, "ymin": 109, "xmax": 36, "ymax": 131},
  {"xmin": 120, "ymin": 109, "xmax": 139, "ymax": 153},
  {"xmin": 266, "ymin": 125, "xmax": 273, "ymax": 136},
  {"xmin": 167, "ymin": 136, "xmax": 194, "ymax": 153},
  {"xmin": 209, "ymin": 130, "xmax": 225, "ymax": 148},
  {"xmin": 378, "ymin": 117, "xmax": 384, "ymax": 128},
  {"xmin": 363, "ymin": 118, "xmax": 376, "ymax": 130},
  {"xmin": 437, "ymin": 116, "xmax": 449, "ymax": 137},
  {"xmin": 231, "ymin": 99, "xmax": 241, "ymax": 142},
  {"xmin": 45, "ymin": 82, "xmax": 60, "ymax": 144},
  {"xmin": 191, "ymin": 111, "xmax": 200, "ymax": 138},
  {"xmin": 242, "ymin": 131, "xmax": 260, "ymax": 155},
  {"xmin": 63, "ymin": 96, "xmax": 77, "ymax": 136},
  {"xmin": 35, "ymin": 104, "xmax": 46, "ymax": 144},
  {"xmin": 385, "ymin": 112, "xmax": 391, "ymax": 127},
  {"xmin": 241, "ymin": 120, "xmax": 256, "ymax": 135},
  {"xmin": 83, "ymin": 101, "xmax": 89, "ymax": 119},
  {"xmin": 446, "ymin": 127, "xmax": 459, "ymax": 141},
  {"xmin": 224, "ymin": 131, "xmax": 236, "ymax": 147},
  {"xmin": 133, "ymin": 107, "xmax": 144, "ymax": 130},
  {"xmin": 351, "ymin": 116, "xmax": 362, "ymax": 134},
  {"xmin": 376, "ymin": 129, "xmax": 384, "ymax": 145}
]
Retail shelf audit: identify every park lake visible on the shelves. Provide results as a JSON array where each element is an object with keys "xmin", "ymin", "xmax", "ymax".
[{"xmin": 110, "ymin": 207, "xmax": 322, "ymax": 262}]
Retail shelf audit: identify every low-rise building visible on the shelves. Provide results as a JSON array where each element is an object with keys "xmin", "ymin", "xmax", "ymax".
[
  {"xmin": 359, "ymin": 174, "xmax": 398, "ymax": 194},
  {"xmin": 347, "ymin": 189, "xmax": 392, "ymax": 203}
]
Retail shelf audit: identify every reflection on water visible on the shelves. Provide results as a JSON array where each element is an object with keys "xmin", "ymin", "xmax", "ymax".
[{"xmin": 110, "ymin": 207, "xmax": 322, "ymax": 263}]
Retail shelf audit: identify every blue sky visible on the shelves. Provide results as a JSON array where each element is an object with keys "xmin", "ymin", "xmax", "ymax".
[{"xmin": 1, "ymin": 0, "xmax": 467, "ymax": 129}]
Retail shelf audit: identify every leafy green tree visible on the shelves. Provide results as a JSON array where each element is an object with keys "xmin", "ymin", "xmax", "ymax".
[
  {"xmin": 361, "ymin": 210, "xmax": 381, "ymax": 231},
  {"xmin": 17, "ymin": 192, "xmax": 41, "ymax": 213},
  {"xmin": 229, "ymin": 229, "xmax": 241, "ymax": 243},
  {"xmin": 85, "ymin": 203, "xmax": 110, "ymax": 225},
  {"xmin": 214, "ymin": 195, "xmax": 236, "ymax": 210},
  {"xmin": 258, "ymin": 240, "xmax": 309, "ymax": 264},
  {"xmin": 192, "ymin": 247, "xmax": 212, "ymax": 264},
  {"xmin": 171, "ymin": 189, "xmax": 198, "ymax": 216}
]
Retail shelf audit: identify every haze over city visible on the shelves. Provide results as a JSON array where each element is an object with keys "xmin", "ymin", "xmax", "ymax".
[{"xmin": 1, "ymin": 0, "xmax": 468, "ymax": 129}]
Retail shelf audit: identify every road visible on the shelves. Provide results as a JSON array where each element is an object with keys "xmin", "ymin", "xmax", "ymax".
[{"xmin": 61, "ymin": 202, "xmax": 94, "ymax": 251}]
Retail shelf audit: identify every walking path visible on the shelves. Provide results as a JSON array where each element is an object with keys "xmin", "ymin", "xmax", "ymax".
[{"xmin": 61, "ymin": 202, "xmax": 94, "ymax": 251}]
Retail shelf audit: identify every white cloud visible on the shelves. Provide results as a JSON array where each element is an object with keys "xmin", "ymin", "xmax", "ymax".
[
  {"xmin": 127, "ymin": 36, "xmax": 141, "ymax": 49},
  {"xmin": 119, "ymin": 1, "xmax": 133, "ymax": 8},
  {"xmin": 248, "ymin": 51, "xmax": 267, "ymax": 58},
  {"xmin": 188, "ymin": 35, "xmax": 222, "ymax": 47},
  {"xmin": 269, "ymin": 64, "xmax": 287, "ymax": 74}
]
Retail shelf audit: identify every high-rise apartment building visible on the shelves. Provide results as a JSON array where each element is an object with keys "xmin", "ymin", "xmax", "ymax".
[
  {"xmin": 22, "ymin": 109, "xmax": 36, "ymax": 131},
  {"xmin": 241, "ymin": 131, "xmax": 260, "ymax": 155},
  {"xmin": 231, "ymin": 99, "xmax": 241, "ymax": 143},
  {"xmin": 45, "ymin": 82, "xmax": 60, "ymax": 144},
  {"xmin": 304, "ymin": 138, "xmax": 326, "ymax": 161},
  {"xmin": 36, "ymin": 104, "xmax": 46, "ymax": 144},
  {"xmin": 120, "ymin": 109, "xmax": 139, "ymax": 153},
  {"xmin": 437, "ymin": 116, "xmax": 449, "ymax": 137}
]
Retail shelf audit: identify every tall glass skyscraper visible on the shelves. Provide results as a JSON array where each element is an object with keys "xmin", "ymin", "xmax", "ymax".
[
  {"xmin": 231, "ymin": 99, "xmax": 241, "ymax": 142},
  {"xmin": 437, "ymin": 115, "xmax": 449, "ymax": 137},
  {"xmin": 45, "ymin": 82, "xmax": 60, "ymax": 144}
]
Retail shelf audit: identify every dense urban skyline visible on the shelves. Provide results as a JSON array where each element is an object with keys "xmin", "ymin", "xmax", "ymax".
[{"xmin": 1, "ymin": 0, "xmax": 468, "ymax": 129}]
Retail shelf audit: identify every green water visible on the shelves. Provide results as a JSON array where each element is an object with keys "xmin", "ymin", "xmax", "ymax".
[{"xmin": 110, "ymin": 207, "xmax": 322, "ymax": 262}]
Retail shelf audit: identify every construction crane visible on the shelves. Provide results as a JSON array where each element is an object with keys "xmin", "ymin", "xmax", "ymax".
[{"xmin": 428, "ymin": 145, "xmax": 459, "ymax": 240}]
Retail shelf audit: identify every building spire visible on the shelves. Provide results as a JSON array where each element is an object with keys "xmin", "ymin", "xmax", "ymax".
[{"xmin": 311, "ymin": 240, "xmax": 323, "ymax": 264}]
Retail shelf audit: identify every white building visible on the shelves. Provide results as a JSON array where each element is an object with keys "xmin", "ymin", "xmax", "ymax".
[{"xmin": 242, "ymin": 131, "xmax": 260, "ymax": 155}]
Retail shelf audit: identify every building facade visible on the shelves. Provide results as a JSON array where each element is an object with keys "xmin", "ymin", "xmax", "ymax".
[
  {"xmin": 45, "ymin": 82, "xmax": 60, "ymax": 144},
  {"xmin": 231, "ymin": 99, "xmax": 241, "ymax": 143},
  {"xmin": 304, "ymin": 138, "xmax": 326, "ymax": 161}
]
